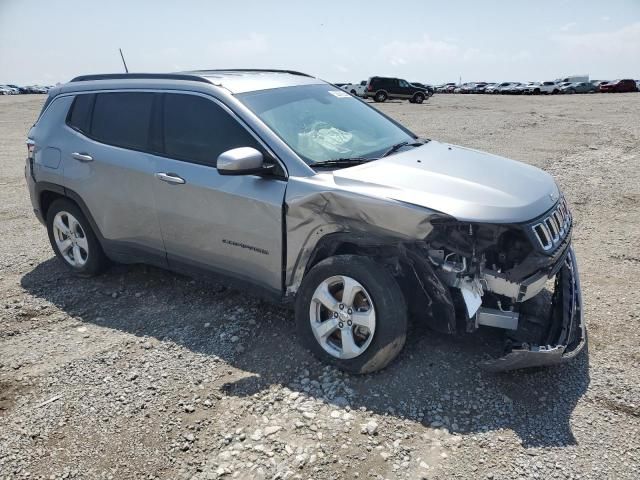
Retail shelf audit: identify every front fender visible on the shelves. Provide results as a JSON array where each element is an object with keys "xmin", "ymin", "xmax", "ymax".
[{"xmin": 284, "ymin": 175, "xmax": 443, "ymax": 294}]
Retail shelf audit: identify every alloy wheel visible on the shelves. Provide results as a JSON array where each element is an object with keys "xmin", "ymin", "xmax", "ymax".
[
  {"xmin": 52, "ymin": 211, "xmax": 89, "ymax": 267},
  {"xmin": 309, "ymin": 275, "xmax": 376, "ymax": 359}
]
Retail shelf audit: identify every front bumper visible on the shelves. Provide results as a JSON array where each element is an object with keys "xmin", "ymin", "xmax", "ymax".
[{"xmin": 481, "ymin": 246, "xmax": 586, "ymax": 371}]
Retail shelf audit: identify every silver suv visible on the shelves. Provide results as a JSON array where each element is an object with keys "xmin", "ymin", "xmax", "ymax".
[{"xmin": 25, "ymin": 70, "xmax": 585, "ymax": 373}]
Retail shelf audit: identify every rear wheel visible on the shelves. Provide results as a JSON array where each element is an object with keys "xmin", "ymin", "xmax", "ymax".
[
  {"xmin": 295, "ymin": 255, "xmax": 407, "ymax": 374},
  {"xmin": 374, "ymin": 91, "xmax": 388, "ymax": 102},
  {"xmin": 46, "ymin": 198, "xmax": 108, "ymax": 276}
]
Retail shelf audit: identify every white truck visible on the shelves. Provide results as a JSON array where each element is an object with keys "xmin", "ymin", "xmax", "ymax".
[
  {"xmin": 340, "ymin": 81, "xmax": 366, "ymax": 97},
  {"xmin": 556, "ymin": 75, "xmax": 589, "ymax": 84}
]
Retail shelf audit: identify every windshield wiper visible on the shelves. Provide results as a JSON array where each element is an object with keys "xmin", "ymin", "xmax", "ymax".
[
  {"xmin": 381, "ymin": 138, "xmax": 429, "ymax": 158},
  {"xmin": 312, "ymin": 157, "xmax": 373, "ymax": 169},
  {"xmin": 312, "ymin": 138, "xmax": 431, "ymax": 169}
]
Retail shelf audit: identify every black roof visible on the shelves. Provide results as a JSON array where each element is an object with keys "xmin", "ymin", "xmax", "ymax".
[{"xmin": 70, "ymin": 69, "xmax": 312, "ymax": 83}]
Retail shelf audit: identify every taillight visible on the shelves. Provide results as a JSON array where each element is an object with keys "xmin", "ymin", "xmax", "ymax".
[
  {"xmin": 367, "ymin": 84, "xmax": 373, "ymax": 91},
  {"xmin": 27, "ymin": 139, "xmax": 35, "ymax": 160},
  {"xmin": 27, "ymin": 139, "xmax": 36, "ymax": 180}
]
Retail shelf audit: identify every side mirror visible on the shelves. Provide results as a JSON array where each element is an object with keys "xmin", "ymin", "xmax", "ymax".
[{"xmin": 217, "ymin": 147, "xmax": 271, "ymax": 176}]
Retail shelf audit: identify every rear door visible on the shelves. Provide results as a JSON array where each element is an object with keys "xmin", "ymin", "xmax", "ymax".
[
  {"xmin": 62, "ymin": 91, "xmax": 166, "ymax": 264},
  {"xmin": 150, "ymin": 92, "xmax": 287, "ymax": 294},
  {"xmin": 386, "ymin": 78, "xmax": 401, "ymax": 98}
]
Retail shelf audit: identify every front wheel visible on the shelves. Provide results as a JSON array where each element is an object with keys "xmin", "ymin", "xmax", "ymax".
[
  {"xmin": 412, "ymin": 93, "xmax": 425, "ymax": 104},
  {"xmin": 295, "ymin": 255, "xmax": 407, "ymax": 374}
]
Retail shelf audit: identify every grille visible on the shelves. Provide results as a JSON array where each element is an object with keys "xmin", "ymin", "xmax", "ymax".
[{"xmin": 531, "ymin": 198, "xmax": 571, "ymax": 251}]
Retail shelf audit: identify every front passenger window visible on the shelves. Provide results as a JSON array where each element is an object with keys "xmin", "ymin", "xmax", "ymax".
[{"xmin": 163, "ymin": 94, "xmax": 260, "ymax": 166}]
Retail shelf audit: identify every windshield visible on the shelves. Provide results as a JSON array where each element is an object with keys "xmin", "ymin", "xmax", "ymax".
[{"xmin": 237, "ymin": 84, "xmax": 414, "ymax": 165}]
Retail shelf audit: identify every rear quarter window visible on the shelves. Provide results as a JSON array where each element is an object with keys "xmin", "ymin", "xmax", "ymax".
[
  {"xmin": 91, "ymin": 92, "xmax": 154, "ymax": 150},
  {"xmin": 66, "ymin": 93, "xmax": 95, "ymax": 134}
]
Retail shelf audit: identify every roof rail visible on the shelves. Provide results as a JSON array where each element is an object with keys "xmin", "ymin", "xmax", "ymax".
[
  {"xmin": 69, "ymin": 73, "xmax": 211, "ymax": 83},
  {"xmin": 184, "ymin": 69, "xmax": 313, "ymax": 78}
]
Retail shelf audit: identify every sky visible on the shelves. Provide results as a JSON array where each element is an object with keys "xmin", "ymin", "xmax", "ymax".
[{"xmin": 1, "ymin": 0, "xmax": 639, "ymax": 85}]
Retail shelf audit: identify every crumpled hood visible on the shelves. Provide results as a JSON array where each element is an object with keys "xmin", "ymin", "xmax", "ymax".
[{"xmin": 331, "ymin": 141, "xmax": 559, "ymax": 223}]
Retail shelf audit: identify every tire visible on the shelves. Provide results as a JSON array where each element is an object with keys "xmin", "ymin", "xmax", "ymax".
[
  {"xmin": 533, "ymin": 88, "xmax": 540, "ymax": 95},
  {"xmin": 552, "ymin": 89, "xmax": 559, "ymax": 94},
  {"xmin": 374, "ymin": 91, "xmax": 387, "ymax": 103},
  {"xmin": 295, "ymin": 255, "xmax": 407, "ymax": 374},
  {"xmin": 568, "ymin": 88, "xmax": 576, "ymax": 94},
  {"xmin": 412, "ymin": 93, "xmax": 425, "ymax": 104},
  {"xmin": 46, "ymin": 198, "xmax": 108, "ymax": 276}
]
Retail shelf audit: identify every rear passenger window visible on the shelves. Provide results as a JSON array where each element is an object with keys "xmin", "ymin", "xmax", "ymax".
[
  {"xmin": 67, "ymin": 94, "xmax": 95, "ymax": 134},
  {"xmin": 91, "ymin": 92, "xmax": 154, "ymax": 150},
  {"xmin": 163, "ymin": 94, "xmax": 260, "ymax": 166}
]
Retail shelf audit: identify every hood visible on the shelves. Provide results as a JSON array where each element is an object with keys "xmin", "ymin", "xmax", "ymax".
[{"xmin": 331, "ymin": 141, "xmax": 559, "ymax": 223}]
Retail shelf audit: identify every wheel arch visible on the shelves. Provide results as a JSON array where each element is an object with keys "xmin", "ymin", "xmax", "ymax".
[
  {"xmin": 290, "ymin": 232, "xmax": 457, "ymax": 334},
  {"xmin": 35, "ymin": 182, "xmax": 106, "ymax": 245},
  {"xmin": 39, "ymin": 188, "xmax": 65, "ymax": 220}
]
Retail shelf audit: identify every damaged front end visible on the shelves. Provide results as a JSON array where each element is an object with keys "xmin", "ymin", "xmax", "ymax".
[{"xmin": 416, "ymin": 197, "xmax": 586, "ymax": 371}]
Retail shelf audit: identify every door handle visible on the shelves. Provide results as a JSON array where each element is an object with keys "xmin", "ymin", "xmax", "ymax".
[
  {"xmin": 71, "ymin": 152, "xmax": 93, "ymax": 162},
  {"xmin": 155, "ymin": 172, "xmax": 186, "ymax": 184}
]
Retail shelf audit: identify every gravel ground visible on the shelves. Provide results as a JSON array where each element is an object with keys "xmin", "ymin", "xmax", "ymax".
[{"xmin": 1, "ymin": 93, "xmax": 639, "ymax": 480}]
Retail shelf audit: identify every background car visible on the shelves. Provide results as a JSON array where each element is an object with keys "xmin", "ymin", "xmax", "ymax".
[
  {"xmin": 501, "ymin": 82, "xmax": 524, "ymax": 94},
  {"xmin": 0, "ymin": 84, "xmax": 19, "ymax": 95},
  {"xmin": 340, "ymin": 81, "xmax": 366, "ymax": 97},
  {"xmin": 6, "ymin": 84, "xmax": 23, "ymax": 94},
  {"xmin": 410, "ymin": 82, "xmax": 434, "ymax": 95},
  {"xmin": 470, "ymin": 82, "xmax": 488, "ymax": 93},
  {"xmin": 556, "ymin": 82, "xmax": 573, "ymax": 90},
  {"xmin": 519, "ymin": 82, "xmax": 539, "ymax": 94},
  {"xmin": 599, "ymin": 79, "xmax": 638, "ymax": 93},
  {"xmin": 522, "ymin": 81, "xmax": 560, "ymax": 95},
  {"xmin": 477, "ymin": 82, "xmax": 495, "ymax": 93},
  {"xmin": 365, "ymin": 76, "xmax": 429, "ymax": 103},
  {"xmin": 486, "ymin": 82, "xmax": 512, "ymax": 93},
  {"xmin": 454, "ymin": 82, "xmax": 476, "ymax": 93},
  {"xmin": 436, "ymin": 82, "xmax": 457, "ymax": 93},
  {"xmin": 560, "ymin": 82, "xmax": 597, "ymax": 94}
]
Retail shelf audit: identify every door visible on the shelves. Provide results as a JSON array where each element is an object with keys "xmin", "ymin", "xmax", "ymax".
[
  {"xmin": 62, "ymin": 91, "xmax": 166, "ymax": 264},
  {"xmin": 397, "ymin": 79, "xmax": 413, "ymax": 98},
  {"xmin": 151, "ymin": 92, "xmax": 287, "ymax": 294}
]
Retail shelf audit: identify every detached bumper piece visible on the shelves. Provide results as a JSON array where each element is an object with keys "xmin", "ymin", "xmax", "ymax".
[{"xmin": 481, "ymin": 246, "xmax": 586, "ymax": 372}]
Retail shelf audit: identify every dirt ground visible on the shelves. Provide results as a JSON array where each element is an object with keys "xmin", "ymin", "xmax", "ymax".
[{"xmin": 1, "ymin": 93, "xmax": 639, "ymax": 480}]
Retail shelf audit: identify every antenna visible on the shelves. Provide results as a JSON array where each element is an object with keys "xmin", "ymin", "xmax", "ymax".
[{"xmin": 119, "ymin": 48, "xmax": 129, "ymax": 73}]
